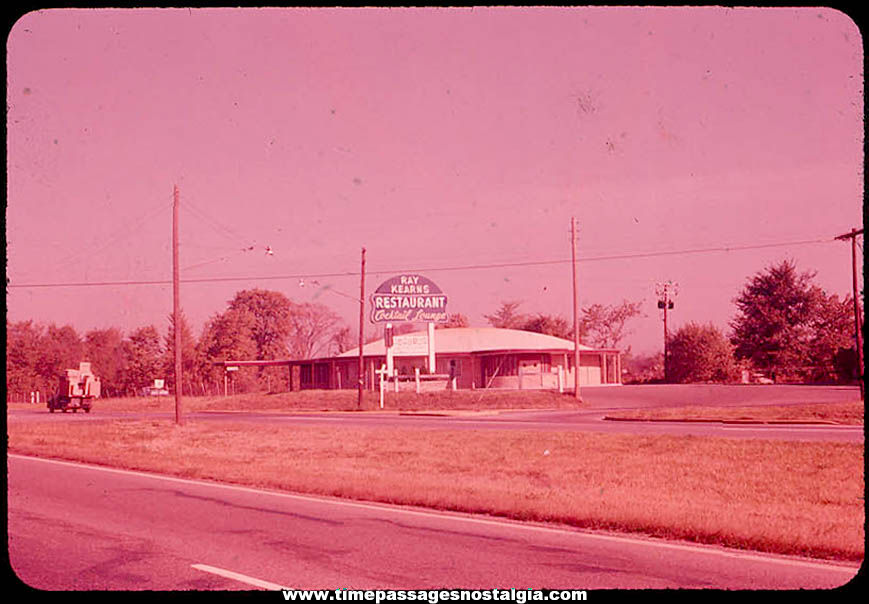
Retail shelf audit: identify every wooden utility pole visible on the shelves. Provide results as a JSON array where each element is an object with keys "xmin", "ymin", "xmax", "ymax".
[
  {"xmin": 655, "ymin": 281, "xmax": 677, "ymax": 383},
  {"xmin": 357, "ymin": 247, "xmax": 366, "ymax": 410},
  {"xmin": 835, "ymin": 228, "xmax": 864, "ymax": 400},
  {"xmin": 173, "ymin": 184, "xmax": 184, "ymax": 425},
  {"xmin": 571, "ymin": 217, "xmax": 582, "ymax": 402}
]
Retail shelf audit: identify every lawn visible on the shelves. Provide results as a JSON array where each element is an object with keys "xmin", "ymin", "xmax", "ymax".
[{"xmin": 8, "ymin": 417, "xmax": 864, "ymax": 562}]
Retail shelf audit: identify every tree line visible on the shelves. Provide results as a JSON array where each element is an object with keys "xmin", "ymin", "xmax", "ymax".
[
  {"xmin": 6, "ymin": 260, "xmax": 862, "ymax": 400},
  {"xmin": 636, "ymin": 260, "xmax": 860, "ymax": 384},
  {"xmin": 6, "ymin": 289, "xmax": 348, "ymax": 400},
  {"xmin": 479, "ymin": 260, "xmax": 860, "ymax": 385}
]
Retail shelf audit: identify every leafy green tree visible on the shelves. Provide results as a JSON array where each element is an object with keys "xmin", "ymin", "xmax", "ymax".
[
  {"xmin": 83, "ymin": 327, "xmax": 126, "ymax": 397},
  {"xmin": 806, "ymin": 294, "xmax": 857, "ymax": 382},
  {"xmin": 123, "ymin": 325, "xmax": 163, "ymax": 395},
  {"xmin": 667, "ymin": 322, "xmax": 738, "ymax": 383},
  {"xmin": 228, "ymin": 289, "xmax": 293, "ymax": 359},
  {"xmin": 35, "ymin": 324, "xmax": 84, "ymax": 392},
  {"xmin": 197, "ymin": 307, "xmax": 259, "ymax": 392},
  {"xmin": 6, "ymin": 320, "xmax": 44, "ymax": 401},
  {"xmin": 730, "ymin": 260, "xmax": 851, "ymax": 381}
]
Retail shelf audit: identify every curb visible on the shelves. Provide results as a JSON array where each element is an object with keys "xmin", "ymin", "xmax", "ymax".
[{"xmin": 602, "ymin": 416, "xmax": 847, "ymax": 425}]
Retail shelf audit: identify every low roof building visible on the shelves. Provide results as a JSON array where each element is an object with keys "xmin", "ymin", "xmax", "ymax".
[{"xmin": 296, "ymin": 327, "xmax": 621, "ymax": 391}]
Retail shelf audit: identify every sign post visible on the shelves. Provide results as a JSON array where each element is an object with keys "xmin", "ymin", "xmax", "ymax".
[
  {"xmin": 427, "ymin": 322, "xmax": 436, "ymax": 374},
  {"xmin": 375, "ymin": 364, "xmax": 389, "ymax": 409},
  {"xmin": 224, "ymin": 366, "xmax": 238, "ymax": 397}
]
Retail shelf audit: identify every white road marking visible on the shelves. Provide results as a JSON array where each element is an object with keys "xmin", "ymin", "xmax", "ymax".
[
  {"xmin": 10, "ymin": 454, "xmax": 859, "ymax": 575},
  {"xmin": 191, "ymin": 563, "xmax": 287, "ymax": 590}
]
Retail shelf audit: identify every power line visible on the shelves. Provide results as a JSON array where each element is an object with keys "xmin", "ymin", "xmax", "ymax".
[
  {"xmin": 181, "ymin": 199, "xmax": 256, "ymax": 248},
  {"xmin": 38, "ymin": 200, "xmax": 173, "ymax": 277},
  {"xmin": 7, "ymin": 236, "xmax": 837, "ymax": 290}
]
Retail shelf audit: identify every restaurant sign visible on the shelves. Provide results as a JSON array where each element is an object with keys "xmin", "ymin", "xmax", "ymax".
[{"xmin": 370, "ymin": 274, "xmax": 448, "ymax": 324}]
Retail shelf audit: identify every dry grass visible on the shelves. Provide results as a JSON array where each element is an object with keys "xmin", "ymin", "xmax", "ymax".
[
  {"xmin": 605, "ymin": 401, "xmax": 864, "ymax": 425},
  {"xmin": 8, "ymin": 418, "xmax": 863, "ymax": 562},
  {"xmin": 30, "ymin": 389, "xmax": 580, "ymax": 414}
]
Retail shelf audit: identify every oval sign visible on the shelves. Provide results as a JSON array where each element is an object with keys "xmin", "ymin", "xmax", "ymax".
[{"xmin": 370, "ymin": 274, "xmax": 449, "ymax": 324}]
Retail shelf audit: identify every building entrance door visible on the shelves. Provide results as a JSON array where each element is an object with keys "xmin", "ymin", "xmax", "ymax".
[{"xmin": 519, "ymin": 359, "xmax": 543, "ymax": 389}]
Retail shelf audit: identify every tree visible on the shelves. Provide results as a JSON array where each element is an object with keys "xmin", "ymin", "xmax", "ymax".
[
  {"xmin": 484, "ymin": 301, "xmax": 528, "ymax": 329},
  {"xmin": 806, "ymin": 294, "xmax": 857, "ymax": 382},
  {"xmin": 622, "ymin": 351, "xmax": 664, "ymax": 384},
  {"xmin": 580, "ymin": 300, "xmax": 643, "ymax": 349},
  {"xmin": 35, "ymin": 324, "xmax": 84, "ymax": 390},
  {"xmin": 520, "ymin": 314, "xmax": 572, "ymax": 339},
  {"xmin": 6, "ymin": 320, "xmax": 43, "ymax": 401},
  {"xmin": 667, "ymin": 322, "xmax": 738, "ymax": 383},
  {"xmin": 83, "ymin": 327, "xmax": 126, "ymax": 397},
  {"xmin": 197, "ymin": 308, "xmax": 260, "ymax": 392},
  {"xmin": 329, "ymin": 326, "xmax": 354, "ymax": 354},
  {"xmin": 122, "ymin": 326, "xmax": 163, "ymax": 395},
  {"xmin": 482, "ymin": 299, "xmax": 642, "ymax": 349},
  {"xmin": 228, "ymin": 289, "xmax": 293, "ymax": 359},
  {"xmin": 730, "ymin": 260, "xmax": 849, "ymax": 381},
  {"xmin": 288, "ymin": 301, "xmax": 344, "ymax": 359},
  {"xmin": 162, "ymin": 312, "xmax": 200, "ymax": 394}
]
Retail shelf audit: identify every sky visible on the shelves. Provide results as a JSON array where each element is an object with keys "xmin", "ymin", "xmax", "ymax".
[{"xmin": 6, "ymin": 6, "xmax": 864, "ymax": 356}]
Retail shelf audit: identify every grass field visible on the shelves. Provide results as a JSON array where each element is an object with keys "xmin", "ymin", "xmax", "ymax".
[
  {"xmin": 8, "ymin": 415, "xmax": 864, "ymax": 562},
  {"xmin": 36, "ymin": 389, "xmax": 582, "ymax": 413},
  {"xmin": 604, "ymin": 401, "xmax": 864, "ymax": 425},
  {"xmin": 12, "ymin": 390, "xmax": 864, "ymax": 424}
]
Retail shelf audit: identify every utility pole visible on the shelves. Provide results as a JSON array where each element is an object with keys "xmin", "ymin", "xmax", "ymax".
[
  {"xmin": 357, "ymin": 247, "xmax": 366, "ymax": 410},
  {"xmin": 655, "ymin": 281, "xmax": 677, "ymax": 383},
  {"xmin": 835, "ymin": 228, "xmax": 864, "ymax": 400},
  {"xmin": 173, "ymin": 184, "xmax": 184, "ymax": 425},
  {"xmin": 571, "ymin": 217, "xmax": 582, "ymax": 402}
]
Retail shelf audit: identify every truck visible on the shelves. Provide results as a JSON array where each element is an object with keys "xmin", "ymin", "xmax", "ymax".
[{"xmin": 48, "ymin": 362, "xmax": 100, "ymax": 413}]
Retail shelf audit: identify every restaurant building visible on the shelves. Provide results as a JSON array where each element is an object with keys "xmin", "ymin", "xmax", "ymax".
[{"xmin": 283, "ymin": 327, "xmax": 621, "ymax": 391}]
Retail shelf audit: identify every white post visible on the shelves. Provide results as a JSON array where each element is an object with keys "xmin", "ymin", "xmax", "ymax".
[
  {"xmin": 386, "ymin": 323, "xmax": 395, "ymax": 377},
  {"xmin": 558, "ymin": 366, "xmax": 564, "ymax": 393},
  {"xmin": 427, "ymin": 322, "xmax": 436, "ymax": 374},
  {"xmin": 376, "ymin": 364, "xmax": 387, "ymax": 409},
  {"xmin": 30, "ymin": 391, "xmax": 34, "ymax": 404},
  {"xmin": 415, "ymin": 367, "xmax": 420, "ymax": 393}
]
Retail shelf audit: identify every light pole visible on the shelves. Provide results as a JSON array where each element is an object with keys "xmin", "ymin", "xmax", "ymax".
[{"xmin": 655, "ymin": 281, "xmax": 678, "ymax": 382}]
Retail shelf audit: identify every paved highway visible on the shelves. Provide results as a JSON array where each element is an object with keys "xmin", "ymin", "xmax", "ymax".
[{"xmin": 8, "ymin": 455, "xmax": 860, "ymax": 591}]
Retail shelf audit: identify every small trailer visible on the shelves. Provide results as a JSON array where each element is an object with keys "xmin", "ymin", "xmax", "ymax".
[{"xmin": 48, "ymin": 362, "xmax": 101, "ymax": 413}]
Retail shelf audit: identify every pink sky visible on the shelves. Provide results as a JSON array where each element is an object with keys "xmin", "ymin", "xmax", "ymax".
[{"xmin": 6, "ymin": 7, "xmax": 863, "ymax": 355}]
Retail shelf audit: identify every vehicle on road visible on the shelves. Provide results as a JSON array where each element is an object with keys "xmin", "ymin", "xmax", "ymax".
[{"xmin": 48, "ymin": 362, "xmax": 100, "ymax": 413}]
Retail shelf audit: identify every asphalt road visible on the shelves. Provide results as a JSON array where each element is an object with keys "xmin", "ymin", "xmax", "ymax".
[{"xmin": 8, "ymin": 455, "xmax": 860, "ymax": 591}]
